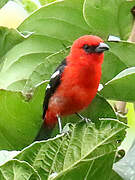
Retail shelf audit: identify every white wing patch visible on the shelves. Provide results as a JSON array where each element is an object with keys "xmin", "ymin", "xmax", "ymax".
[
  {"xmin": 98, "ymin": 83, "xmax": 103, "ymax": 91},
  {"xmin": 51, "ymin": 70, "xmax": 60, "ymax": 79},
  {"xmin": 46, "ymin": 84, "xmax": 51, "ymax": 90}
]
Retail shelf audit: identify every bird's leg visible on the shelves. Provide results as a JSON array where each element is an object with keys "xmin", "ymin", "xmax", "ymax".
[
  {"xmin": 56, "ymin": 115, "xmax": 70, "ymax": 135},
  {"xmin": 75, "ymin": 113, "xmax": 91, "ymax": 123},
  {"xmin": 57, "ymin": 115, "xmax": 62, "ymax": 134}
]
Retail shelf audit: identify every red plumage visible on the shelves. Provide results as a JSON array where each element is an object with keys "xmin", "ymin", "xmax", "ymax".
[{"xmin": 44, "ymin": 35, "xmax": 109, "ymax": 128}]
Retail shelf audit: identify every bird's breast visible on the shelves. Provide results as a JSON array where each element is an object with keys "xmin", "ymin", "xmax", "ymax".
[{"xmin": 50, "ymin": 62, "xmax": 102, "ymax": 115}]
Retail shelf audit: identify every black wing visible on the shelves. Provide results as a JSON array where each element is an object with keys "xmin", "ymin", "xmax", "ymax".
[{"xmin": 43, "ymin": 59, "xmax": 67, "ymax": 119}]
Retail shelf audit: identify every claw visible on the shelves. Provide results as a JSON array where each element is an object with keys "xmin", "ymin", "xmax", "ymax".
[
  {"xmin": 75, "ymin": 113, "xmax": 91, "ymax": 123},
  {"xmin": 84, "ymin": 118, "xmax": 91, "ymax": 123},
  {"xmin": 56, "ymin": 115, "xmax": 71, "ymax": 137},
  {"xmin": 62, "ymin": 124, "xmax": 71, "ymax": 136}
]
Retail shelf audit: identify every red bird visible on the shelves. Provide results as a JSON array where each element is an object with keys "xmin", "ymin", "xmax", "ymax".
[{"xmin": 36, "ymin": 35, "xmax": 109, "ymax": 140}]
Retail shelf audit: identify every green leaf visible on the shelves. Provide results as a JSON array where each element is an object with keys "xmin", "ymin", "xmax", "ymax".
[
  {"xmin": 22, "ymin": 0, "xmax": 38, "ymax": 13},
  {"xmin": 39, "ymin": 0, "xmax": 57, "ymax": 6},
  {"xmin": 18, "ymin": 0, "xmax": 90, "ymax": 42},
  {"xmin": 83, "ymin": 0, "xmax": 134, "ymax": 40},
  {"xmin": 1, "ymin": 0, "xmax": 120, "ymax": 94},
  {"xmin": 53, "ymin": 152, "xmax": 115, "ymax": 180},
  {"xmin": 15, "ymin": 119, "xmax": 127, "ymax": 179},
  {"xmin": 80, "ymin": 95, "xmax": 116, "ymax": 121},
  {"xmin": 23, "ymin": 48, "xmax": 69, "ymax": 92},
  {"xmin": 101, "ymin": 51, "xmax": 127, "ymax": 85},
  {"xmin": 0, "ymin": 27, "xmax": 25, "ymax": 60},
  {"xmin": 108, "ymin": 41, "xmax": 135, "ymax": 67},
  {"xmin": 110, "ymin": 170, "xmax": 123, "ymax": 180},
  {"xmin": 0, "ymin": 0, "xmax": 9, "ymax": 8},
  {"xmin": 100, "ymin": 67, "xmax": 135, "ymax": 102},
  {"xmin": 0, "ymin": 34, "xmax": 67, "ymax": 91},
  {"xmin": 0, "ymin": 82, "xmax": 47, "ymax": 150},
  {"xmin": 0, "ymin": 159, "xmax": 40, "ymax": 179},
  {"xmin": 101, "ymin": 41, "xmax": 135, "ymax": 85}
]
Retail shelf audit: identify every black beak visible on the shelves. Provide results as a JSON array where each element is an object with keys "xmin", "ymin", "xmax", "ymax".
[{"xmin": 95, "ymin": 42, "xmax": 109, "ymax": 53}]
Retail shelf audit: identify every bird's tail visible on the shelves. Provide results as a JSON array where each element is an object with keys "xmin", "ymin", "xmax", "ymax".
[
  {"xmin": 35, "ymin": 111, "xmax": 58, "ymax": 141},
  {"xmin": 35, "ymin": 122, "xmax": 53, "ymax": 141}
]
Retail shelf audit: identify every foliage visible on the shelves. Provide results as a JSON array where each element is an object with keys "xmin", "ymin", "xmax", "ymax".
[
  {"xmin": 0, "ymin": 0, "xmax": 135, "ymax": 179},
  {"xmin": 100, "ymin": 67, "xmax": 135, "ymax": 102},
  {"xmin": 0, "ymin": 0, "xmax": 9, "ymax": 8},
  {"xmin": 22, "ymin": 0, "xmax": 38, "ymax": 13},
  {"xmin": 0, "ymin": 120, "xmax": 127, "ymax": 179},
  {"xmin": 39, "ymin": 0, "xmax": 57, "ymax": 6}
]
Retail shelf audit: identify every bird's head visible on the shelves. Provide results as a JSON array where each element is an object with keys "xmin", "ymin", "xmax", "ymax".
[{"xmin": 69, "ymin": 35, "xmax": 109, "ymax": 64}]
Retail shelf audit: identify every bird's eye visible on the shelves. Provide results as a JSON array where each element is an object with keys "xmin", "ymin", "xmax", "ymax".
[
  {"xmin": 83, "ymin": 44, "xmax": 89, "ymax": 50},
  {"xmin": 82, "ymin": 44, "xmax": 97, "ymax": 53}
]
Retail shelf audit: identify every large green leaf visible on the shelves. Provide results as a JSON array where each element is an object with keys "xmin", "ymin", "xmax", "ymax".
[
  {"xmin": 0, "ymin": 82, "xmax": 47, "ymax": 150},
  {"xmin": 18, "ymin": 0, "xmax": 90, "ymax": 42},
  {"xmin": 101, "ymin": 51, "xmax": 127, "ymax": 85},
  {"xmin": 0, "ymin": 34, "xmax": 67, "ymax": 91},
  {"xmin": 0, "ymin": 160, "xmax": 40, "ymax": 179},
  {"xmin": 15, "ymin": 119, "xmax": 127, "ymax": 180},
  {"xmin": 0, "ymin": 27, "xmax": 25, "ymax": 60},
  {"xmin": 100, "ymin": 67, "xmax": 135, "ymax": 102},
  {"xmin": 53, "ymin": 152, "xmax": 115, "ymax": 180},
  {"xmin": 83, "ymin": 0, "xmax": 134, "ymax": 40},
  {"xmin": 108, "ymin": 41, "xmax": 135, "ymax": 67},
  {"xmin": 101, "ymin": 41, "xmax": 135, "ymax": 85},
  {"xmin": 23, "ymin": 48, "xmax": 69, "ymax": 92}
]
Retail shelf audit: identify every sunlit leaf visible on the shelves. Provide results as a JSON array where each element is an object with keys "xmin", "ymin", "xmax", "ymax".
[
  {"xmin": 15, "ymin": 119, "xmax": 127, "ymax": 179},
  {"xmin": 0, "ymin": 160, "xmax": 40, "ymax": 179},
  {"xmin": 100, "ymin": 67, "xmax": 135, "ymax": 102},
  {"xmin": 0, "ymin": 82, "xmax": 47, "ymax": 150},
  {"xmin": 18, "ymin": 0, "xmax": 90, "ymax": 42},
  {"xmin": 83, "ymin": 0, "xmax": 134, "ymax": 40}
]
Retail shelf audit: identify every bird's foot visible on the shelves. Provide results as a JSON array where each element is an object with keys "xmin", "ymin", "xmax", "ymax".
[
  {"xmin": 75, "ymin": 113, "xmax": 91, "ymax": 123},
  {"xmin": 82, "ymin": 117, "xmax": 91, "ymax": 124},
  {"xmin": 61, "ymin": 124, "xmax": 70, "ymax": 135},
  {"xmin": 57, "ymin": 115, "xmax": 70, "ymax": 136}
]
